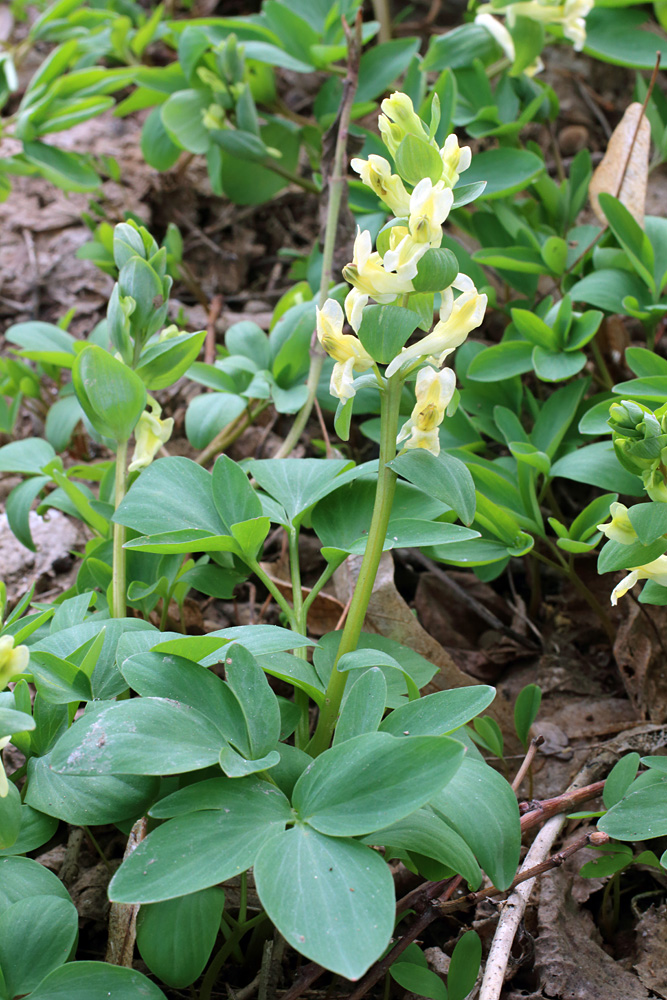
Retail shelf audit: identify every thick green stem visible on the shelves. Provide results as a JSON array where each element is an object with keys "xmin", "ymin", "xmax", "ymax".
[
  {"xmin": 308, "ymin": 375, "xmax": 403, "ymax": 755},
  {"xmin": 111, "ymin": 441, "xmax": 128, "ymax": 618}
]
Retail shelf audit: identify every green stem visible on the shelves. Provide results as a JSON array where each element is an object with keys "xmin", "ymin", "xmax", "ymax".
[
  {"xmin": 264, "ymin": 159, "xmax": 320, "ymax": 194},
  {"xmin": 288, "ymin": 527, "xmax": 311, "ymax": 749},
  {"xmin": 111, "ymin": 441, "xmax": 128, "ymax": 618},
  {"xmin": 196, "ymin": 401, "xmax": 269, "ymax": 467},
  {"xmin": 199, "ymin": 912, "xmax": 267, "ymax": 1000},
  {"xmin": 308, "ymin": 375, "xmax": 403, "ymax": 755},
  {"xmin": 590, "ymin": 337, "xmax": 614, "ymax": 390},
  {"xmin": 247, "ymin": 558, "xmax": 297, "ymax": 628},
  {"xmin": 301, "ymin": 555, "xmax": 347, "ymax": 620}
]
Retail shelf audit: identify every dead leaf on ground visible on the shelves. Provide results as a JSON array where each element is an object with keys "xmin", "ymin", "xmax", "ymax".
[
  {"xmin": 635, "ymin": 903, "xmax": 667, "ymax": 998},
  {"xmin": 536, "ymin": 866, "xmax": 651, "ymax": 1000},
  {"xmin": 614, "ymin": 599, "xmax": 667, "ymax": 722},
  {"xmin": 589, "ymin": 102, "xmax": 651, "ymax": 227}
]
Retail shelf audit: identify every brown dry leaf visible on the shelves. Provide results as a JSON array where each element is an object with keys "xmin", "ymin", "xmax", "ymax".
[
  {"xmin": 614, "ymin": 599, "xmax": 667, "ymax": 722},
  {"xmin": 536, "ymin": 867, "xmax": 651, "ymax": 999},
  {"xmin": 259, "ymin": 560, "xmax": 345, "ymax": 636},
  {"xmin": 635, "ymin": 903, "xmax": 667, "ymax": 998},
  {"xmin": 105, "ymin": 818, "xmax": 146, "ymax": 967},
  {"xmin": 589, "ymin": 102, "xmax": 651, "ymax": 227},
  {"xmin": 334, "ymin": 552, "xmax": 519, "ymax": 745}
]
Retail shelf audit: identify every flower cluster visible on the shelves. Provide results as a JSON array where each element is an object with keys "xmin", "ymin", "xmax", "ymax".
[
  {"xmin": 129, "ymin": 398, "xmax": 174, "ymax": 473},
  {"xmin": 597, "ymin": 501, "xmax": 667, "ymax": 605},
  {"xmin": 317, "ymin": 93, "xmax": 486, "ymax": 456},
  {"xmin": 475, "ymin": 0, "xmax": 593, "ymax": 76}
]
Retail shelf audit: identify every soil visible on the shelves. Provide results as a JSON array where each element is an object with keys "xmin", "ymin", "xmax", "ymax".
[{"xmin": 2, "ymin": 1, "xmax": 667, "ymax": 998}]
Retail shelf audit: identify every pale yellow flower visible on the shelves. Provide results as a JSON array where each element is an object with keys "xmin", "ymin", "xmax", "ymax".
[
  {"xmin": 475, "ymin": 11, "xmax": 544, "ymax": 74},
  {"xmin": 439, "ymin": 135, "xmax": 472, "ymax": 190},
  {"xmin": 316, "ymin": 299, "xmax": 373, "ymax": 402},
  {"xmin": 407, "ymin": 178, "xmax": 454, "ymax": 247},
  {"xmin": 397, "ymin": 367, "xmax": 457, "ymax": 456},
  {"xmin": 350, "ymin": 155, "xmax": 411, "ymax": 217},
  {"xmin": 597, "ymin": 503, "xmax": 638, "ymax": 545},
  {"xmin": 385, "ymin": 275, "xmax": 487, "ymax": 377},
  {"xmin": 342, "ymin": 228, "xmax": 427, "ymax": 331},
  {"xmin": 0, "ymin": 635, "xmax": 29, "ymax": 691},
  {"xmin": 129, "ymin": 400, "xmax": 174, "ymax": 473},
  {"xmin": 610, "ymin": 555, "xmax": 667, "ymax": 606},
  {"xmin": 378, "ymin": 92, "xmax": 427, "ymax": 156}
]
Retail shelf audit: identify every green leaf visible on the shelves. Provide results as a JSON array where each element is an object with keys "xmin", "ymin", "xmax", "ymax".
[
  {"xmin": 0, "ymin": 782, "xmax": 21, "ymax": 850},
  {"xmin": 26, "ymin": 962, "xmax": 167, "ymax": 999},
  {"xmin": 380, "ymin": 686, "xmax": 496, "ymax": 737},
  {"xmin": 626, "ymin": 347, "xmax": 667, "ymax": 378},
  {"xmin": 293, "ymin": 732, "xmax": 464, "ymax": 836},
  {"xmin": 224, "ymin": 643, "xmax": 281, "ymax": 758},
  {"xmin": 141, "ymin": 107, "xmax": 182, "ymax": 171},
  {"xmin": 160, "ymin": 88, "xmax": 211, "ymax": 153},
  {"xmin": 611, "ymin": 375, "xmax": 667, "ymax": 401},
  {"xmin": 0, "ymin": 802, "xmax": 58, "ymax": 856},
  {"xmin": 422, "ymin": 24, "xmax": 497, "ymax": 72},
  {"xmin": 532, "ymin": 378, "xmax": 589, "ymax": 457},
  {"xmin": 49, "ymin": 698, "xmax": 227, "ymax": 776},
  {"xmin": 511, "ymin": 309, "xmax": 557, "ymax": 350},
  {"xmin": 599, "ymin": 193, "xmax": 655, "ymax": 290},
  {"xmin": 584, "ymin": 7, "xmax": 667, "ymax": 69},
  {"xmin": 0, "ymin": 707, "xmax": 35, "ymax": 739},
  {"xmin": 0, "ymin": 895, "xmax": 78, "ymax": 997},
  {"xmin": 246, "ymin": 457, "xmax": 351, "ymax": 525},
  {"xmin": 0, "ymin": 855, "xmax": 71, "ymax": 910},
  {"xmin": 365, "ymin": 806, "xmax": 482, "ymax": 888},
  {"xmin": 22, "ymin": 140, "xmax": 100, "ymax": 192},
  {"xmin": 551, "ymin": 443, "xmax": 644, "ymax": 495},
  {"xmin": 628, "ymin": 502, "xmax": 667, "ymax": 545},
  {"xmin": 72, "ymin": 345, "xmax": 146, "ymax": 442},
  {"xmin": 185, "ymin": 392, "xmax": 247, "ymax": 449},
  {"xmin": 136, "ymin": 331, "xmax": 206, "ymax": 391},
  {"xmin": 389, "ymin": 450, "xmax": 476, "ymax": 525},
  {"xmin": 603, "ymin": 753, "xmax": 640, "ymax": 809},
  {"xmin": 430, "ymin": 758, "xmax": 521, "ymax": 889},
  {"xmin": 413, "ymin": 248, "xmax": 459, "ymax": 294},
  {"xmin": 514, "ymin": 684, "xmax": 542, "ymax": 749},
  {"xmin": 474, "ymin": 246, "xmax": 547, "ymax": 274},
  {"xmin": 462, "ymin": 148, "xmax": 544, "ymax": 200},
  {"xmin": 357, "ymin": 305, "xmax": 421, "ymax": 365},
  {"xmin": 465, "ymin": 341, "xmax": 534, "ymax": 382},
  {"xmin": 569, "ymin": 268, "xmax": 647, "ymax": 313},
  {"xmin": 136, "ymin": 888, "xmax": 225, "ymax": 989},
  {"xmin": 599, "ymin": 781, "xmax": 667, "ymax": 840},
  {"xmin": 110, "ymin": 778, "xmax": 291, "ymax": 902},
  {"xmin": 334, "ymin": 669, "xmax": 387, "ymax": 745},
  {"xmin": 448, "ymin": 930, "xmax": 482, "ymax": 1000},
  {"xmin": 355, "ymin": 37, "xmax": 420, "ymax": 103},
  {"xmin": 5, "ymin": 320, "xmax": 76, "ymax": 367},
  {"xmin": 532, "ymin": 347, "xmax": 587, "ymax": 382},
  {"xmin": 598, "ymin": 537, "xmax": 667, "ymax": 573},
  {"xmin": 6, "ymin": 476, "xmax": 49, "ymax": 551},
  {"xmin": 0, "ymin": 437, "xmax": 55, "ymax": 475},
  {"xmin": 114, "ymin": 457, "xmax": 223, "ymax": 535},
  {"xmin": 25, "ymin": 752, "xmax": 158, "ymax": 825},
  {"xmin": 390, "ymin": 963, "xmax": 447, "ymax": 1000},
  {"xmin": 254, "ymin": 825, "xmax": 395, "ymax": 979}
]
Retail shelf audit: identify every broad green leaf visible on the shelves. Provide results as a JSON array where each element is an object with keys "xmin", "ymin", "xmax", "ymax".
[
  {"xmin": 532, "ymin": 346, "xmax": 587, "ymax": 382},
  {"xmin": 0, "ymin": 895, "xmax": 78, "ymax": 997},
  {"xmin": 462, "ymin": 148, "xmax": 543, "ymax": 199},
  {"xmin": 465, "ymin": 341, "xmax": 534, "ymax": 381},
  {"xmin": 0, "ymin": 783, "xmax": 20, "ymax": 850},
  {"xmin": 254, "ymin": 825, "xmax": 395, "ymax": 979},
  {"xmin": 5, "ymin": 321, "xmax": 76, "ymax": 367},
  {"xmin": 185, "ymin": 392, "xmax": 247, "ymax": 449},
  {"xmin": 364, "ymin": 806, "xmax": 482, "ymax": 888},
  {"xmin": 389, "ymin": 450, "xmax": 476, "ymax": 525},
  {"xmin": 430, "ymin": 758, "xmax": 521, "ymax": 889},
  {"xmin": 599, "ymin": 781, "xmax": 667, "ymax": 840},
  {"xmin": 23, "ymin": 140, "xmax": 100, "ymax": 191},
  {"xmin": 380, "ymin": 686, "xmax": 496, "ymax": 737},
  {"xmin": 0, "ymin": 856, "xmax": 70, "ymax": 912},
  {"xmin": 50, "ymin": 698, "xmax": 227, "ymax": 776},
  {"xmin": 26, "ymin": 962, "xmax": 167, "ymax": 999},
  {"xmin": 0, "ymin": 437, "xmax": 55, "ymax": 475},
  {"xmin": 224, "ymin": 643, "xmax": 281, "ymax": 758},
  {"xmin": 422, "ymin": 24, "xmax": 497, "ymax": 72},
  {"xmin": 293, "ymin": 732, "xmax": 465, "ymax": 836},
  {"xmin": 598, "ymin": 536, "xmax": 667, "ymax": 573},
  {"xmin": 569, "ymin": 268, "xmax": 647, "ymax": 313},
  {"xmin": 141, "ymin": 107, "xmax": 182, "ymax": 171},
  {"xmin": 25, "ymin": 752, "xmax": 158, "ymax": 825},
  {"xmin": 0, "ymin": 802, "xmax": 58, "ymax": 856},
  {"xmin": 211, "ymin": 455, "xmax": 262, "ymax": 530},
  {"xmin": 0, "ymin": 708, "xmax": 35, "ymax": 739},
  {"xmin": 121, "ymin": 651, "xmax": 247, "ymax": 751},
  {"xmin": 136, "ymin": 888, "xmax": 225, "ymax": 989},
  {"xmin": 551, "ymin": 443, "xmax": 643, "ymax": 495},
  {"xmin": 110, "ymin": 779, "xmax": 291, "ymax": 902},
  {"xmin": 611, "ymin": 376, "xmax": 667, "ymax": 401},
  {"xmin": 334, "ymin": 668, "xmax": 387, "ymax": 745},
  {"xmin": 598, "ymin": 193, "xmax": 655, "ymax": 289},
  {"xmin": 584, "ymin": 7, "xmax": 667, "ymax": 69},
  {"xmin": 628, "ymin": 502, "xmax": 667, "ymax": 545},
  {"xmin": 448, "ymin": 930, "xmax": 482, "ymax": 1000},
  {"xmin": 114, "ymin": 457, "xmax": 223, "ymax": 535},
  {"xmin": 355, "ymin": 37, "xmax": 420, "ymax": 103},
  {"xmin": 245, "ymin": 458, "xmax": 350, "ymax": 524},
  {"xmin": 26, "ymin": 651, "xmax": 93, "ymax": 703},
  {"xmin": 357, "ymin": 305, "xmax": 421, "ymax": 364},
  {"xmin": 603, "ymin": 753, "xmax": 640, "ymax": 809},
  {"xmin": 390, "ymin": 963, "xmax": 446, "ymax": 1000},
  {"xmin": 73, "ymin": 345, "xmax": 146, "ymax": 442},
  {"xmin": 161, "ymin": 88, "xmax": 211, "ymax": 153},
  {"xmin": 514, "ymin": 684, "xmax": 542, "ymax": 749}
]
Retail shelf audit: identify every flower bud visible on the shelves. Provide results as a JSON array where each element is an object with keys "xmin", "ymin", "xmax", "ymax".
[
  {"xmin": 129, "ymin": 400, "xmax": 174, "ymax": 473},
  {"xmin": 597, "ymin": 502, "xmax": 638, "ymax": 545},
  {"xmin": 397, "ymin": 366, "xmax": 457, "ymax": 456}
]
